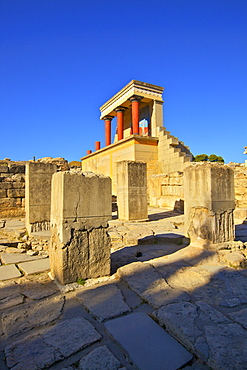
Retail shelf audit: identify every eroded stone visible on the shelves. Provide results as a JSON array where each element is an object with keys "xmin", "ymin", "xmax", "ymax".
[
  {"xmin": 77, "ymin": 283, "xmax": 130, "ymax": 321},
  {"xmin": 78, "ymin": 345, "xmax": 121, "ymax": 370},
  {"xmin": 2, "ymin": 295, "xmax": 65, "ymax": 337}
]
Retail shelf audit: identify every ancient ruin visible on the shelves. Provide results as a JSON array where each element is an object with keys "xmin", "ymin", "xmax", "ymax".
[
  {"xmin": 81, "ymin": 80, "xmax": 192, "ymax": 207},
  {"xmin": 0, "ymin": 82, "xmax": 247, "ymax": 369},
  {"xmin": 184, "ymin": 162, "xmax": 235, "ymax": 245},
  {"xmin": 49, "ymin": 170, "xmax": 112, "ymax": 284},
  {"xmin": 117, "ymin": 160, "xmax": 148, "ymax": 221}
]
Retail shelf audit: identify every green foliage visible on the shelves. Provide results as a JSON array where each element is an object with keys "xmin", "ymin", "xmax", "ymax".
[
  {"xmin": 77, "ymin": 278, "xmax": 86, "ymax": 285},
  {"xmin": 193, "ymin": 154, "xmax": 225, "ymax": 163},
  {"xmin": 208, "ymin": 154, "xmax": 218, "ymax": 162},
  {"xmin": 217, "ymin": 156, "xmax": 225, "ymax": 163},
  {"xmin": 194, "ymin": 154, "xmax": 208, "ymax": 162}
]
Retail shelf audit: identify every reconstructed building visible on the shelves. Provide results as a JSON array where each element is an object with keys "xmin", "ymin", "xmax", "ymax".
[{"xmin": 81, "ymin": 80, "xmax": 193, "ymax": 208}]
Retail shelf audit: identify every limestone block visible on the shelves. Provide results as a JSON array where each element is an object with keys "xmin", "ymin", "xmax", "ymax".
[
  {"xmin": 7, "ymin": 188, "xmax": 25, "ymax": 198},
  {"xmin": 50, "ymin": 171, "xmax": 112, "ymax": 284},
  {"xmin": 25, "ymin": 162, "xmax": 57, "ymax": 231},
  {"xmin": 117, "ymin": 161, "xmax": 148, "ymax": 221},
  {"xmin": 0, "ymin": 165, "xmax": 9, "ymax": 173},
  {"xmin": 0, "ymin": 189, "xmax": 6, "ymax": 197},
  {"xmin": 9, "ymin": 164, "xmax": 25, "ymax": 173},
  {"xmin": 184, "ymin": 163, "xmax": 235, "ymax": 244}
]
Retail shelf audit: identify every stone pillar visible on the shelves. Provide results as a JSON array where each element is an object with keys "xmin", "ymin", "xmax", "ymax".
[
  {"xmin": 50, "ymin": 171, "xmax": 112, "ymax": 285},
  {"xmin": 95, "ymin": 141, "xmax": 101, "ymax": 151},
  {"xmin": 184, "ymin": 163, "xmax": 235, "ymax": 245},
  {"xmin": 103, "ymin": 116, "xmax": 113, "ymax": 146},
  {"xmin": 117, "ymin": 161, "xmax": 148, "ymax": 221},
  {"xmin": 130, "ymin": 96, "xmax": 142, "ymax": 135},
  {"xmin": 25, "ymin": 162, "xmax": 57, "ymax": 234},
  {"xmin": 115, "ymin": 107, "xmax": 125, "ymax": 141}
]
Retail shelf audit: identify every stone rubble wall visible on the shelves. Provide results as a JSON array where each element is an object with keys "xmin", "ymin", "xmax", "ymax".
[
  {"xmin": 0, "ymin": 161, "xmax": 26, "ymax": 218},
  {"xmin": 0, "ymin": 158, "xmax": 69, "ymax": 219},
  {"xmin": 149, "ymin": 171, "xmax": 184, "ymax": 211},
  {"xmin": 150, "ymin": 164, "xmax": 247, "ymax": 217},
  {"xmin": 231, "ymin": 163, "xmax": 247, "ymax": 208}
]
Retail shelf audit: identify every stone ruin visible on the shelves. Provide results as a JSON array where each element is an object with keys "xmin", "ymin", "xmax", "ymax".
[
  {"xmin": 49, "ymin": 170, "xmax": 112, "ymax": 284},
  {"xmin": 184, "ymin": 162, "xmax": 235, "ymax": 246}
]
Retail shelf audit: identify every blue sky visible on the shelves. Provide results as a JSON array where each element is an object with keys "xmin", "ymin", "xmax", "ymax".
[{"xmin": 1, "ymin": 0, "xmax": 246, "ymax": 164}]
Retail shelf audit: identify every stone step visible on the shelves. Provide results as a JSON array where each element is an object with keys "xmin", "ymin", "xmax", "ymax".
[{"xmin": 105, "ymin": 312, "xmax": 192, "ymax": 370}]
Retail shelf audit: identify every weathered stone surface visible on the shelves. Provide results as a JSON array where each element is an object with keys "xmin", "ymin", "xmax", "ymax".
[
  {"xmin": 141, "ymin": 280, "xmax": 190, "ymax": 309},
  {"xmin": 1, "ymin": 252, "xmax": 46, "ymax": 265},
  {"xmin": 153, "ymin": 300, "xmax": 243, "ymax": 367},
  {"xmin": 117, "ymin": 261, "xmax": 164, "ymax": 294},
  {"xmin": 117, "ymin": 161, "xmax": 148, "ymax": 221},
  {"xmin": 18, "ymin": 258, "xmax": 50, "ymax": 275},
  {"xmin": 0, "ymin": 294, "xmax": 24, "ymax": 310},
  {"xmin": 228, "ymin": 307, "xmax": 247, "ymax": 329},
  {"xmin": 205, "ymin": 323, "xmax": 247, "ymax": 370},
  {"xmin": 19, "ymin": 280, "xmax": 58, "ymax": 301},
  {"xmin": 166, "ymin": 266, "xmax": 212, "ymax": 291},
  {"xmin": 105, "ymin": 312, "xmax": 192, "ymax": 370},
  {"xmin": 5, "ymin": 247, "xmax": 25, "ymax": 253},
  {"xmin": 25, "ymin": 162, "xmax": 57, "ymax": 233},
  {"xmin": 5, "ymin": 317, "xmax": 101, "ymax": 370},
  {"xmin": 0, "ymin": 281, "xmax": 21, "ymax": 299},
  {"xmin": 2, "ymin": 295, "xmax": 65, "ymax": 337},
  {"xmin": 184, "ymin": 163, "xmax": 235, "ymax": 244},
  {"xmin": 50, "ymin": 171, "xmax": 111, "ymax": 284},
  {"xmin": 78, "ymin": 346, "xmax": 121, "ymax": 370},
  {"xmin": 0, "ymin": 264, "xmax": 21, "ymax": 281},
  {"xmin": 219, "ymin": 250, "xmax": 247, "ymax": 268},
  {"xmin": 77, "ymin": 283, "xmax": 130, "ymax": 322}
]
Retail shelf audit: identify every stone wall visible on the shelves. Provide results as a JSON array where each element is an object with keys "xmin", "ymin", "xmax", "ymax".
[
  {"xmin": 231, "ymin": 164, "xmax": 247, "ymax": 208},
  {"xmin": 0, "ymin": 161, "xmax": 26, "ymax": 218},
  {"xmin": 149, "ymin": 172, "xmax": 184, "ymax": 211}
]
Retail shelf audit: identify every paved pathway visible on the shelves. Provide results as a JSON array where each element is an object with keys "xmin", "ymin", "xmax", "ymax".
[{"xmin": 0, "ymin": 209, "xmax": 247, "ymax": 369}]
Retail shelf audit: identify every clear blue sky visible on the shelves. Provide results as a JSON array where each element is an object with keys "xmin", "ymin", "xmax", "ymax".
[{"xmin": 1, "ymin": 0, "xmax": 246, "ymax": 164}]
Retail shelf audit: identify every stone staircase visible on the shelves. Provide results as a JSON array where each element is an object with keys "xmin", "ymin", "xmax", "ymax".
[{"xmin": 157, "ymin": 128, "xmax": 193, "ymax": 173}]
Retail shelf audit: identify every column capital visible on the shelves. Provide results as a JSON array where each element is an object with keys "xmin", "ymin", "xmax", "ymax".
[
  {"xmin": 102, "ymin": 115, "xmax": 114, "ymax": 121},
  {"xmin": 129, "ymin": 95, "xmax": 142, "ymax": 103},
  {"xmin": 115, "ymin": 106, "xmax": 126, "ymax": 113}
]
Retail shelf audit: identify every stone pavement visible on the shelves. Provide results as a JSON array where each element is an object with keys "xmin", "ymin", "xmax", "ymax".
[{"xmin": 0, "ymin": 209, "xmax": 247, "ymax": 369}]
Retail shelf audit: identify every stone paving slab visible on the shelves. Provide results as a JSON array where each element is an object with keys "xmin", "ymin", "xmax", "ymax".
[
  {"xmin": 0, "ymin": 294, "xmax": 24, "ymax": 311},
  {"xmin": 0, "ymin": 264, "xmax": 21, "ymax": 281},
  {"xmin": 154, "ymin": 300, "xmax": 247, "ymax": 369},
  {"xmin": 2, "ymin": 295, "xmax": 65, "ymax": 337},
  {"xmin": 4, "ymin": 317, "xmax": 101, "ymax": 370},
  {"xmin": 4, "ymin": 219, "xmax": 25, "ymax": 230},
  {"xmin": 105, "ymin": 312, "xmax": 192, "ymax": 370},
  {"xmin": 1, "ymin": 252, "xmax": 47, "ymax": 265},
  {"xmin": 76, "ymin": 283, "xmax": 131, "ymax": 322},
  {"xmin": 78, "ymin": 345, "xmax": 121, "ymax": 370},
  {"xmin": 18, "ymin": 258, "xmax": 50, "ymax": 275}
]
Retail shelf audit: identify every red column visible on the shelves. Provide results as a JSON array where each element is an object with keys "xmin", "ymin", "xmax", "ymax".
[
  {"xmin": 103, "ymin": 116, "xmax": 113, "ymax": 146},
  {"xmin": 86, "ymin": 150, "xmax": 92, "ymax": 155},
  {"xmin": 95, "ymin": 141, "xmax": 101, "ymax": 151},
  {"xmin": 115, "ymin": 107, "xmax": 125, "ymax": 141},
  {"xmin": 130, "ymin": 96, "xmax": 142, "ymax": 135}
]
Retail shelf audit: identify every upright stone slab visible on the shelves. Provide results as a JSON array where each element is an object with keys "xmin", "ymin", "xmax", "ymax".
[
  {"xmin": 117, "ymin": 161, "xmax": 148, "ymax": 221},
  {"xmin": 184, "ymin": 163, "xmax": 235, "ymax": 244},
  {"xmin": 25, "ymin": 162, "xmax": 57, "ymax": 234},
  {"xmin": 50, "ymin": 171, "xmax": 112, "ymax": 284}
]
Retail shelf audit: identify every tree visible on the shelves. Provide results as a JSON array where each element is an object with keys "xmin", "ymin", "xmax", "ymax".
[
  {"xmin": 208, "ymin": 154, "xmax": 218, "ymax": 162},
  {"xmin": 194, "ymin": 154, "xmax": 208, "ymax": 162},
  {"xmin": 193, "ymin": 154, "xmax": 225, "ymax": 163}
]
